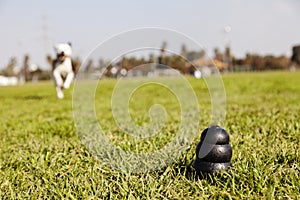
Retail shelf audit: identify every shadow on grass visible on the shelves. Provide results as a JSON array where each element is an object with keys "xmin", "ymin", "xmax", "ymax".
[
  {"xmin": 18, "ymin": 95, "xmax": 52, "ymax": 100},
  {"xmin": 165, "ymin": 159, "xmax": 234, "ymax": 183}
]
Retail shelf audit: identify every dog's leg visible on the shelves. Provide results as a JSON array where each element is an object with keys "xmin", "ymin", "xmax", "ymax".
[
  {"xmin": 63, "ymin": 72, "xmax": 74, "ymax": 89},
  {"xmin": 56, "ymin": 87, "xmax": 64, "ymax": 99},
  {"xmin": 53, "ymin": 70, "xmax": 64, "ymax": 99}
]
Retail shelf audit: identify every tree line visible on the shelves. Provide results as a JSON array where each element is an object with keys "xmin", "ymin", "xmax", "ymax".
[{"xmin": 1, "ymin": 43, "xmax": 299, "ymax": 81}]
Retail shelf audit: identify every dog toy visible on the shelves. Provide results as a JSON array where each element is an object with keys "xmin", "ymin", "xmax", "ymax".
[{"xmin": 193, "ymin": 125, "xmax": 232, "ymax": 174}]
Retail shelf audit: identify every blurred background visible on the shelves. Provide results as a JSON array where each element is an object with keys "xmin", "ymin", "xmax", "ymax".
[{"xmin": 1, "ymin": 0, "xmax": 300, "ymax": 84}]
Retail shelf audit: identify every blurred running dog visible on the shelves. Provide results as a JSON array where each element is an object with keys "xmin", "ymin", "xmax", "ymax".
[{"xmin": 51, "ymin": 42, "xmax": 74, "ymax": 99}]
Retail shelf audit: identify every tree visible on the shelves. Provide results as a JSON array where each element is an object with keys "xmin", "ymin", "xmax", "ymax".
[
  {"xmin": 186, "ymin": 50, "xmax": 205, "ymax": 61},
  {"xmin": 291, "ymin": 45, "xmax": 300, "ymax": 66},
  {"xmin": 214, "ymin": 47, "xmax": 223, "ymax": 61},
  {"xmin": 84, "ymin": 59, "xmax": 93, "ymax": 72},
  {"xmin": 251, "ymin": 55, "xmax": 265, "ymax": 71},
  {"xmin": 98, "ymin": 58, "xmax": 106, "ymax": 69},
  {"xmin": 158, "ymin": 41, "xmax": 167, "ymax": 65},
  {"xmin": 72, "ymin": 56, "xmax": 81, "ymax": 75},
  {"xmin": 22, "ymin": 55, "xmax": 30, "ymax": 81},
  {"xmin": 225, "ymin": 46, "xmax": 232, "ymax": 71},
  {"xmin": 180, "ymin": 44, "xmax": 187, "ymax": 58},
  {"xmin": 1, "ymin": 57, "xmax": 17, "ymax": 76}
]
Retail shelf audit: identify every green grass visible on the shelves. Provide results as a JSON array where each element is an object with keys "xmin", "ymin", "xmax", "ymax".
[{"xmin": 0, "ymin": 71, "xmax": 299, "ymax": 199}]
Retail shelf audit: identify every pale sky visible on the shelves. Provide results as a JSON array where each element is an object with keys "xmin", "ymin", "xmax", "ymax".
[{"xmin": 1, "ymin": 0, "xmax": 300, "ymax": 70}]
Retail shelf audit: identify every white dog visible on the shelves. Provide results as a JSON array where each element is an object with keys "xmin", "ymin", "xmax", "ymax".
[{"xmin": 52, "ymin": 42, "xmax": 74, "ymax": 99}]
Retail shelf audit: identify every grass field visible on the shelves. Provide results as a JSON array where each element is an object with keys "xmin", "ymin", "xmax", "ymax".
[{"xmin": 0, "ymin": 71, "xmax": 299, "ymax": 199}]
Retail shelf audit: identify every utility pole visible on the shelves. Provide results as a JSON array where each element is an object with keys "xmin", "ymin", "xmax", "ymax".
[
  {"xmin": 42, "ymin": 15, "xmax": 49, "ymax": 59},
  {"xmin": 224, "ymin": 25, "xmax": 232, "ymax": 72}
]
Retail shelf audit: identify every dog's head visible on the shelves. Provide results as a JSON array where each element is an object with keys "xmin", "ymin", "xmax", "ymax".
[{"xmin": 54, "ymin": 42, "xmax": 72, "ymax": 62}]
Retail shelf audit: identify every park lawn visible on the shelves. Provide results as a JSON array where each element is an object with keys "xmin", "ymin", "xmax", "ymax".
[{"xmin": 0, "ymin": 71, "xmax": 299, "ymax": 199}]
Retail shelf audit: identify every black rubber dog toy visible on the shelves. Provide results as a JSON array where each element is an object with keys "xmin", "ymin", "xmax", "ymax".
[{"xmin": 193, "ymin": 125, "xmax": 232, "ymax": 174}]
